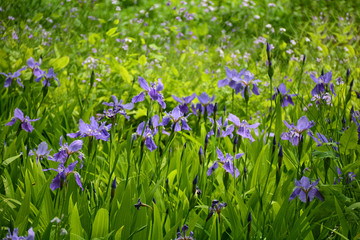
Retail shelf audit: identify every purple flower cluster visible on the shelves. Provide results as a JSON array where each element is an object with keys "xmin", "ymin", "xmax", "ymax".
[
  {"xmin": 218, "ymin": 67, "xmax": 260, "ymax": 99},
  {"xmin": 192, "ymin": 92, "xmax": 215, "ymax": 116},
  {"xmin": 6, "ymin": 108, "xmax": 39, "ymax": 132},
  {"xmin": 132, "ymin": 77, "xmax": 166, "ymax": 109},
  {"xmin": 67, "ymin": 116, "xmax": 112, "ymax": 141},
  {"xmin": 161, "ymin": 106, "xmax": 191, "ymax": 132},
  {"xmin": 281, "ymin": 116, "xmax": 314, "ymax": 146},
  {"xmin": 226, "ymin": 113, "xmax": 260, "ymax": 142},
  {"xmin": 5, "ymin": 227, "xmax": 35, "ymax": 240},
  {"xmin": 1, "ymin": 67, "xmax": 27, "ymax": 88},
  {"xmin": 44, "ymin": 136, "xmax": 84, "ymax": 191},
  {"xmin": 29, "ymin": 142, "xmax": 52, "ymax": 163},
  {"xmin": 289, "ymin": 176, "xmax": 324, "ymax": 203},
  {"xmin": 207, "ymin": 148, "xmax": 244, "ymax": 178},
  {"xmin": 102, "ymin": 95, "xmax": 134, "ymax": 120},
  {"xmin": 206, "ymin": 199, "xmax": 227, "ymax": 222},
  {"xmin": 272, "ymin": 83, "xmax": 297, "ymax": 108}
]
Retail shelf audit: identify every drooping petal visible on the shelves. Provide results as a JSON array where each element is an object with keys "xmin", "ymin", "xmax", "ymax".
[
  {"xmin": 17, "ymin": 78, "xmax": 24, "ymax": 88},
  {"xmin": 74, "ymin": 172, "xmax": 84, "ymax": 191},
  {"xmin": 136, "ymin": 121, "xmax": 146, "ymax": 136},
  {"xmin": 68, "ymin": 140, "xmax": 83, "ymax": 152},
  {"xmin": 4, "ymin": 77, "xmax": 12, "ymax": 87},
  {"xmin": 172, "ymin": 94, "xmax": 183, "ymax": 104},
  {"xmin": 148, "ymin": 88, "xmax": 160, "ymax": 100},
  {"xmin": 298, "ymin": 190, "xmax": 307, "ymax": 203},
  {"xmin": 132, "ymin": 92, "xmax": 146, "ymax": 103},
  {"xmin": 21, "ymin": 121, "xmax": 34, "ymax": 132},
  {"xmin": 14, "ymin": 108, "xmax": 25, "ymax": 121},
  {"xmin": 50, "ymin": 173, "xmax": 62, "ymax": 190},
  {"xmin": 67, "ymin": 132, "xmax": 81, "ymax": 138},
  {"xmin": 66, "ymin": 161, "xmax": 78, "ymax": 173},
  {"xmin": 160, "ymin": 117, "xmax": 171, "ymax": 127},
  {"xmin": 227, "ymin": 113, "xmax": 241, "ymax": 127},
  {"xmin": 224, "ymin": 161, "xmax": 240, "ymax": 178},
  {"xmin": 157, "ymin": 98, "xmax": 166, "ymax": 109},
  {"xmin": 5, "ymin": 118, "xmax": 17, "ymax": 126},
  {"xmin": 174, "ymin": 122, "xmax": 181, "ymax": 132},
  {"xmin": 37, "ymin": 142, "xmax": 48, "ymax": 156},
  {"xmin": 156, "ymin": 78, "xmax": 164, "ymax": 91},
  {"xmin": 235, "ymin": 153, "xmax": 244, "ymax": 159},
  {"xmin": 145, "ymin": 137, "xmax": 157, "ymax": 151},
  {"xmin": 312, "ymin": 188, "xmax": 324, "ymax": 201},
  {"xmin": 218, "ymin": 79, "xmax": 230, "ymax": 87},
  {"xmin": 138, "ymin": 76, "xmax": 150, "ymax": 91},
  {"xmin": 216, "ymin": 148, "xmax": 225, "ymax": 162},
  {"xmin": 207, "ymin": 161, "xmax": 219, "ymax": 176},
  {"xmin": 181, "ymin": 119, "xmax": 191, "ymax": 131},
  {"xmin": 289, "ymin": 188, "xmax": 301, "ymax": 201},
  {"xmin": 252, "ymin": 84, "xmax": 260, "ymax": 95},
  {"xmin": 123, "ymin": 102, "xmax": 134, "ymax": 110},
  {"xmin": 329, "ymin": 83, "xmax": 336, "ymax": 96},
  {"xmin": 283, "ymin": 120, "xmax": 293, "ymax": 130}
]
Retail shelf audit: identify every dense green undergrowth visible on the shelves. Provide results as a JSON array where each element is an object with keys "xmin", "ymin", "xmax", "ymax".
[{"xmin": 0, "ymin": 0, "xmax": 359, "ymax": 239}]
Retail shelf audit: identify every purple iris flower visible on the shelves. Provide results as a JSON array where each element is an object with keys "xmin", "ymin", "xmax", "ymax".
[
  {"xmin": 102, "ymin": 95, "xmax": 134, "ymax": 120},
  {"xmin": 1, "ymin": 67, "xmax": 27, "ymax": 88},
  {"xmin": 308, "ymin": 131, "xmax": 339, "ymax": 151},
  {"xmin": 272, "ymin": 83, "xmax": 297, "ymax": 107},
  {"xmin": 34, "ymin": 67, "xmax": 60, "ymax": 87},
  {"xmin": 289, "ymin": 176, "xmax": 324, "ymax": 203},
  {"xmin": 226, "ymin": 113, "xmax": 260, "ymax": 142},
  {"xmin": 311, "ymin": 93, "xmax": 332, "ymax": 106},
  {"xmin": 44, "ymin": 161, "xmax": 83, "ymax": 191},
  {"xmin": 6, "ymin": 227, "xmax": 35, "ymax": 240},
  {"xmin": 281, "ymin": 116, "xmax": 315, "ymax": 146},
  {"xmin": 207, "ymin": 147, "xmax": 244, "ymax": 178},
  {"xmin": 161, "ymin": 106, "xmax": 191, "ymax": 132},
  {"xmin": 27, "ymin": 57, "xmax": 42, "ymax": 72},
  {"xmin": 5, "ymin": 108, "xmax": 40, "ymax": 132},
  {"xmin": 29, "ymin": 141, "xmax": 52, "ymax": 163},
  {"xmin": 50, "ymin": 136, "xmax": 84, "ymax": 167},
  {"xmin": 172, "ymin": 93, "xmax": 196, "ymax": 114},
  {"xmin": 132, "ymin": 121, "xmax": 157, "ymax": 151},
  {"xmin": 334, "ymin": 167, "xmax": 356, "ymax": 185},
  {"xmin": 218, "ymin": 66, "xmax": 246, "ymax": 94},
  {"xmin": 175, "ymin": 224, "xmax": 194, "ymax": 240},
  {"xmin": 132, "ymin": 77, "xmax": 166, "ymax": 109},
  {"xmin": 196, "ymin": 92, "xmax": 215, "ymax": 116},
  {"xmin": 310, "ymin": 71, "xmax": 335, "ymax": 96},
  {"xmin": 206, "ymin": 199, "xmax": 227, "ymax": 222},
  {"xmin": 207, "ymin": 117, "xmax": 233, "ymax": 138},
  {"xmin": 237, "ymin": 70, "xmax": 261, "ymax": 98},
  {"xmin": 67, "ymin": 116, "xmax": 111, "ymax": 141}
]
